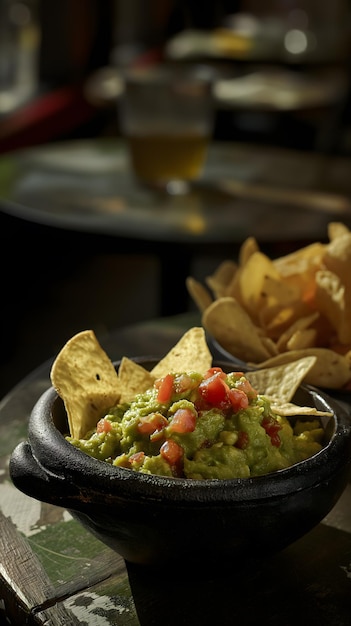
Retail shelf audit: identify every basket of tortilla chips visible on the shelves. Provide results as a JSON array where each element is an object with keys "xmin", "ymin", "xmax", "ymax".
[{"xmin": 10, "ymin": 327, "xmax": 351, "ymax": 566}]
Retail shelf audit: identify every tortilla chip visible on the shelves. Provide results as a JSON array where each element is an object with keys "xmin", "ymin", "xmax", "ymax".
[
  {"xmin": 238, "ymin": 236, "xmax": 259, "ymax": 266},
  {"xmin": 246, "ymin": 357, "xmax": 317, "ymax": 404},
  {"xmin": 118, "ymin": 357, "xmax": 156, "ymax": 404},
  {"xmin": 223, "ymin": 266, "xmax": 243, "ymax": 302},
  {"xmin": 260, "ymin": 274, "xmax": 301, "ymax": 308},
  {"xmin": 259, "ymin": 302, "xmax": 307, "ymax": 338},
  {"xmin": 315, "ymin": 269, "xmax": 351, "ymax": 345},
  {"xmin": 150, "ymin": 327, "xmax": 212, "ymax": 379},
  {"xmin": 276, "ymin": 312, "xmax": 319, "ymax": 352},
  {"xmin": 323, "ymin": 232, "xmax": 351, "ymax": 287},
  {"xmin": 202, "ymin": 297, "xmax": 273, "ymax": 363},
  {"xmin": 286, "ymin": 328, "xmax": 317, "ymax": 351},
  {"xmin": 186, "ymin": 276, "xmax": 213, "ymax": 313},
  {"xmin": 328, "ymin": 221, "xmax": 350, "ymax": 241},
  {"xmin": 273, "ymin": 242, "xmax": 325, "ymax": 278},
  {"xmin": 238, "ymin": 251, "xmax": 280, "ymax": 320},
  {"xmin": 252, "ymin": 348, "xmax": 351, "ymax": 389},
  {"xmin": 205, "ymin": 260, "xmax": 237, "ymax": 298},
  {"xmin": 270, "ymin": 402, "xmax": 332, "ymax": 417},
  {"xmin": 260, "ymin": 335, "xmax": 279, "ymax": 357},
  {"xmin": 50, "ymin": 330, "xmax": 121, "ymax": 439},
  {"xmin": 315, "ymin": 269, "xmax": 344, "ymax": 324}
]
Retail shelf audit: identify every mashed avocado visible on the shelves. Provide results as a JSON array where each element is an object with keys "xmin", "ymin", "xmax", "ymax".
[{"xmin": 66, "ymin": 368, "xmax": 324, "ymax": 479}]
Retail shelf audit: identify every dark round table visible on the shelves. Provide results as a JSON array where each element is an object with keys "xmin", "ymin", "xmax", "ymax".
[
  {"xmin": 1, "ymin": 138, "xmax": 351, "ymax": 242},
  {"xmin": 1, "ymin": 137, "xmax": 351, "ymax": 319}
]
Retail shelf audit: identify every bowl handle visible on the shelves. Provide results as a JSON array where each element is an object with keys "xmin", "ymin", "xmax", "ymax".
[{"xmin": 9, "ymin": 441, "xmax": 75, "ymax": 506}]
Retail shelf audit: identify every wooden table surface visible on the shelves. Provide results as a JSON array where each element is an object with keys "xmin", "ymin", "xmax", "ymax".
[{"xmin": 1, "ymin": 314, "xmax": 351, "ymax": 625}]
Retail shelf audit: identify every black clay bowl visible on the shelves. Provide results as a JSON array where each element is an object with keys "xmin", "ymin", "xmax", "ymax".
[
  {"xmin": 207, "ymin": 334, "xmax": 248, "ymax": 369},
  {"xmin": 10, "ymin": 359, "xmax": 351, "ymax": 568}
]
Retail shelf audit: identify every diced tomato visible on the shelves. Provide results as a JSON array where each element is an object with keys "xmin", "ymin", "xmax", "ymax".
[
  {"xmin": 160, "ymin": 439, "xmax": 183, "ymax": 465},
  {"xmin": 235, "ymin": 431, "xmax": 249, "ymax": 449},
  {"xmin": 203, "ymin": 367, "xmax": 226, "ymax": 379},
  {"xmin": 168, "ymin": 408, "xmax": 196, "ymax": 433},
  {"xmin": 150, "ymin": 429, "xmax": 165, "ymax": 443},
  {"xmin": 156, "ymin": 374, "xmax": 174, "ymax": 403},
  {"xmin": 96, "ymin": 418, "xmax": 112, "ymax": 434},
  {"xmin": 137, "ymin": 413, "xmax": 168, "ymax": 435},
  {"xmin": 232, "ymin": 372, "xmax": 245, "ymax": 380},
  {"xmin": 173, "ymin": 374, "xmax": 198, "ymax": 394},
  {"xmin": 199, "ymin": 372, "xmax": 231, "ymax": 409},
  {"xmin": 193, "ymin": 394, "xmax": 212, "ymax": 413},
  {"xmin": 129, "ymin": 451, "xmax": 145, "ymax": 465},
  {"xmin": 270, "ymin": 432, "xmax": 281, "ymax": 447},
  {"xmin": 235, "ymin": 378, "xmax": 257, "ymax": 400},
  {"xmin": 261, "ymin": 416, "xmax": 282, "ymax": 447},
  {"xmin": 228, "ymin": 388, "xmax": 249, "ymax": 411}
]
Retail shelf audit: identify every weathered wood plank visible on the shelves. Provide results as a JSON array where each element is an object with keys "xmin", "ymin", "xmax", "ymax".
[
  {"xmin": 0, "ymin": 511, "xmax": 72, "ymax": 623},
  {"xmin": 0, "ymin": 509, "xmax": 139, "ymax": 625},
  {"xmin": 36, "ymin": 574, "xmax": 140, "ymax": 626}
]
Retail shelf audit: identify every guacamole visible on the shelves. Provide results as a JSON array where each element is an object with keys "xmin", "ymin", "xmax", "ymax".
[{"xmin": 66, "ymin": 367, "xmax": 324, "ymax": 479}]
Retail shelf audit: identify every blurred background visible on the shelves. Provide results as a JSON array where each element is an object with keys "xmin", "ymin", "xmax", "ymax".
[{"xmin": 1, "ymin": 0, "xmax": 351, "ymax": 398}]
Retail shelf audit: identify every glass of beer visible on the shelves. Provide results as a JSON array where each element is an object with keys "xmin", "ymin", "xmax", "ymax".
[{"xmin": 119, "ymin": 64, "xmax": 214, "ymax": 195}]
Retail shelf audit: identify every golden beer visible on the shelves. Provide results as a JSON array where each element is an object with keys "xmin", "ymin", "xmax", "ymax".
[{"xmin": 127, "ymin": 134, "xmax": 209, "ymax": 183}]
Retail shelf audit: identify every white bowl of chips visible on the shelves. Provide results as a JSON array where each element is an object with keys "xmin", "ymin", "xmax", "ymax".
[{"xmin": 10, "ymin": 328, "xmax": 351, "ymax": 567}]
